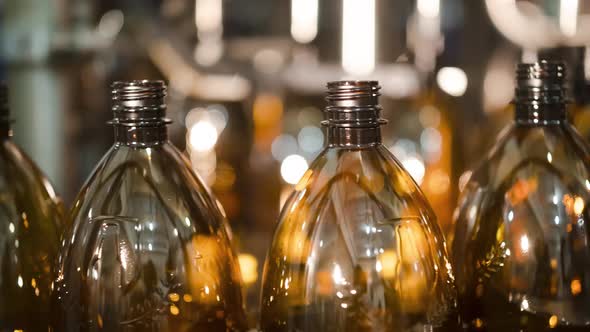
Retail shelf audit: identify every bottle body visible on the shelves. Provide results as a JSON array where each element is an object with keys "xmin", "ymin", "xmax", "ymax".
[
  {"xmin": 0, "ymin": 139, "xmax": 63, "ymax": 331},
  {"xmin": 53, "ymin": 140, "xmax": 247, "ymax": 331},
  {"xmin": 260, "ymin": 144, "xmax": 458, "ymax": 331},
  {"xmin": 453, "ymin": 122, "xmax": 590, "ymax": 331}
]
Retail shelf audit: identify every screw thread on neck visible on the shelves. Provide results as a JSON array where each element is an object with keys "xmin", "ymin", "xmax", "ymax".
[
  {"xmin": 110, "ymin": 80, "xmax": 170, "ymax": 146},
  {"xmin": 323, "ymin": 81, "xmax": 386, "ymax": 147},
  {"xmin": 513, "ymin": 61, "xmax": 567, "ymax": 125},
  {"xmin": 110, "ymin": 80, "xmax": 171, "ymax": 126}
]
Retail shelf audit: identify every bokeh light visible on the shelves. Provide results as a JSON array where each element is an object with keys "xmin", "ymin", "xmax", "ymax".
[
  {"xmin": 437, "ymin": 67, "xmax": 468, "ymax": 96},
  {"xmin": 280, "ymin": 154, "xmax": 309, "ymax": 185}
]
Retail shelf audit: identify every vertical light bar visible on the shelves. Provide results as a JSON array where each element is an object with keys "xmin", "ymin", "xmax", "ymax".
[
  {"xmin": 195, "ymin": 0, "xmax": 223, "ymax": 36},
  {"xmin": 291, "ymin": 0, "xmax": 319, "ymax": 44},
  {"xmin": 342, "ymin": 0, "xmax": 376, "ymax": 75},
  {"xmin": 560, "ymin": 0, "xmax": 579, "ymax": 37},
  {"xmin": 417, "ymin": 0, "xmax": 440, "ymax": 18}
]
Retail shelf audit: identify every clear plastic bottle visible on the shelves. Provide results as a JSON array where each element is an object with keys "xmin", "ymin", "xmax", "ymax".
[
  {"xmin": 452, "ymin": 62, "xmax": 590, "ymax": 331},
  {"xmin": 0, "ymin": 83, "xmax": 64, "ymax": 331},
  {"xmin": 260, "ymin": 81, "xmax": 458, "ymax": 331},
  {"xmin": 52, "ymin": 80, "xmax": 247, "ymax": 331}
]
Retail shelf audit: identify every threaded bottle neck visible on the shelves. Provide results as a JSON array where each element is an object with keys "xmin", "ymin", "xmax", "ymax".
[
  {"xmin": 513, "ymin": 61, "xmax": 567, "ymax": 125},
  {"xmin": 323, "ymin": 81, "xmax": 386, "ymax": 147},
  {"xmin": 110, "ymin": 80, "xmax": 171, "ymax": 146}
]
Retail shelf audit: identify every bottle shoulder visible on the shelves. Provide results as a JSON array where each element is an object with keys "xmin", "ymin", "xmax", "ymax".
[
  {"xmin": 283, "ymin": 145, "xmax": 436, "ymax": 221},
  {"xmin": 0, "ymin": 140, "xmax": 62, "ymax": 200},
  {"xmin": 0, "ymin": 140, "xmax": 64, "ymax": 225},
  {"xmin": 454, "ymin": 123, "xmax": 590, "ymax": 239},
  {"xmin": 70, "ymin": 142, "xmax": 223, "ymax": 225},
  {"xmin": 467, "ymin": 123, "xmax": 590, "ymax": 190}
]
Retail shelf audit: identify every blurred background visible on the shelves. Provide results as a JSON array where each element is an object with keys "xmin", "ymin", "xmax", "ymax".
[{"xmin": 2, "ymin": 0, "xmax": 590, "ymax": 320}]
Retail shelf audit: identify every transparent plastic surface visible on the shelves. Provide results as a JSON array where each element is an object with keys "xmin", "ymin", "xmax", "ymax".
[
  {"xmin": 260, "ymin": 144, "xmax": 458, "ymax": 332},
  {"xmin": 453, "ymin": 123, "xmax": 590, "ymax": 331},
  {"xmin": 0, "ymin": 140, "xmax": 63, "ymax": 331},
  {"xmin": 52, "ymin": 142, "xmax": 247, "ymax": 331}
]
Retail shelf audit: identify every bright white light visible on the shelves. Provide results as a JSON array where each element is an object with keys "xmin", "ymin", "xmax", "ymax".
[
  {"xmin": 189, "ymin": 121, "xmax": 219, "ymax": 152},
  {"xmin": 280, "ymin": 154, "xmax": 309, "ymax": 185},
  {"xmin": 417, "ymin": 0, "xmax": 440, "ymax": 18},
  {"xmin": 547, "ymin": 152, "xmax": 553, "ymax": 163},
  {"xmin": 194, "ymin": 40, "xmax": 224, "ymax": 67},
  {"xmin": 521, "ymin": 298, "xmax": 529, "ymax": 311},
  {"xmin": 342, "ymin": 0, "xmax": 376, "ymax": 75},
  {"xmin": 520, "ymin": 235, "xmax": 530, "ymax": 254},
  {"xmin": 437, "ymin": 67, "xmax": 468, "ymax": 96},
  {"xmin": 17, "ymin": 275, "xmax": 23, "ymax": 288},
  {"xmin": 298, "ymin": 126, "xmax": 324, "ymax": 153},
  {"xmin": 554, "ymin": 216, "xmax": 560, "ymax": 225},
  {"xmin": 97, "ymin": 10, "xmax": 124, "ymax": 40},
  {"xmin": 291, "ymin": 0, "xmax": 319, "ymax": 44},
  {"xmin": 508, "ymin": 210, "xmax": 514, "ymax": 222},
  {"xmin": 468, "ymin": 206, "xmax": 477, "ymax": 220},
  {"xmin": 401, "ymin": 156, "xmax": 426, "ymax": 185},
  {"xmin": 8, "ymin": 222, "xmax": 14, "ymax": 233},
  {"xmin": 185, "ymin": 106, "xmax": 228, "ymax": 133},
  {"xmin": 560, "ymin": 0, "xmax": 579, "ymax": 37},
  {"xmin": 195, "ymin": 0, "xmax": 223, "ymax": 35},
  {"xmin": 332, "ymin": 264, "xmax": 346, "ymax": 285}
]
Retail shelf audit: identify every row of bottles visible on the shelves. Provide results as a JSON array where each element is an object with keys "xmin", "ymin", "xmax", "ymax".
[
  {"xmin": 0, "ymin": 60, "xmax": 589, "ymax": 332},
  {"xmin": 259, "ymin": 62, "xmax": 590, "ymax": 331}
]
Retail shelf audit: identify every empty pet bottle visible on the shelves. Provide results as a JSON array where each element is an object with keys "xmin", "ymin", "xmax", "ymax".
[
  {"xmin": 52, "ymin": 80, "xmax": 247, "ymax": 331},
  {"xmin": 260, "ymin": 81, "xmax": 458, "ymax": 332},
  {"xmin": 453, "ymin": 62, "xmax": 590, "ymax": 331}
]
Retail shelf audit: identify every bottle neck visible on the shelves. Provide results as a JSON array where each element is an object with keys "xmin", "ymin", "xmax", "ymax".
[
  {"xmin": 110, "ymin": 80, "xmax": 170, "ymax": 147},
  {"xmin": 514, "ymin": 103, "xmax": 567, "ymax": 126},
  {"xmin": 113, "ymin": 125, "xmax": 167, "ymax": 146},
  {"xmin": 323, "ymin": 81, "xmax": 385, "ymax": 148},
  {"xmin": 513, "ymin": 62, "xmax": 567, "ymax": 126},
  {"xmin": 326, "ymin": 126, "xmax": 382, "ymax": 147}
]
